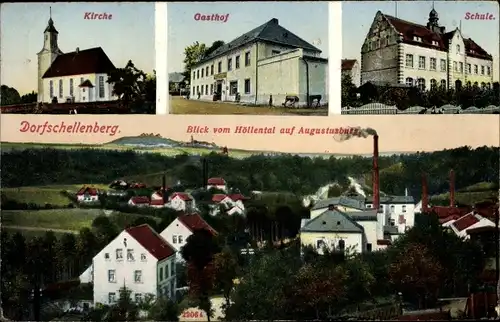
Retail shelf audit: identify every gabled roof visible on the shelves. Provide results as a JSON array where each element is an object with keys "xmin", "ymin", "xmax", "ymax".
[
  {"xmin": 301, "ymin": 209, "xmax": 364, "ymax": 234},
  {"xmin": 42, "ymin": 47, "xmax": 116, "ymax": 78},
  {"xmin": 178, "ymin": 213, "xmax": 217, "ymax": 235},
  {"xmin": 341, "ymin": 59, "xmax": 357, "ymax": 71},
  {"xmin": 171, "ymin": 192, "xmax": 192, "ymax": 201},
  {"xmin": 228, "ymin": 193, "xmax": 248, "ymax": 201},
  {"xmin": 125, "ymin": 224, "xmax": 175, "ymax": 260},
  {"xmin": 76, "ymin": 187, "xmax": 98, "ymax": 196},
  {"xmin": 379, "ymin": 11, "xmax": 492, "ymax": 60},
  {"xmin": 150, "ymin": 199, "xmax": 166, "ymax": 206},
  {"xmin": 311, "ymin": 196, "xmax": 366, "ymax": 211},
  {"xmin": 130, "ymin": 196, "xmax": 150, "ymax": 204},
  {"xmin": 212, "ymin": 194, "xmax": 229, "ymax": 203},
  {"xmin": 452, "ymin": 213, "xmax": 480, "ymax": 232},
  {"xmin": 207, "ymin": 177, "xmax": 226, "ymax": 185},
  {"xmin": 196, "ymin": 18, "xmax": 321, "ymax": 66},
  {"xmin": 348, "ymin": 210, "xmax": 377, "ymax": 221}
]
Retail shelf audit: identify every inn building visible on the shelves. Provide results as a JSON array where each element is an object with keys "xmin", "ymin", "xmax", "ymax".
[
  {"xmin": 360, "ymin": 8, "xmax": 494, "ymax": 90},
  {"xmin": 189, "ymin": 18, "xmax": 328, "ymax": 107}
]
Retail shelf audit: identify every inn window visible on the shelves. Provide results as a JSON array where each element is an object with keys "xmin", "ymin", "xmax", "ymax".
[
  {"xmin": 197, "ymin": 70, "xmax": 200, "ymax": 79},
  {"xmin": 430, "ymin": 79, "xmax": 437, "ymax": 90},
  {"xmin": 108, "ymin": 269, "xmax": 116, "ymax": 283},
  {"xmin": 405, "ymin": 54, "xmax": 413, "ymax": 68},
  {"xmin": 69, "ymin": 79, "xmax": 74, "ymax": 97},
  {"xmin": 210, "ymin": 64, "xmax": 214, "ymax": 75},
  {"xmin": 418, "ymin": 56, "xmax": 425, "ymax": 69},
  {"xmin": 205, "ymin": 66, "xmax": 209, "ymax": 77},
  {"xmin": 474, "ymin": 65, "xmax": 478, "ymax": 74},
  {"xmin": 440, "ymin": 59, "xmax": 446, "ymax": 72},
  {"xmin": 467, "ymin": 63, "xmax": 471, "ymax": 74},
  {"xmin": 481, "ymin": 66, "xmax": 485, "ymax": 75},
  {"xmin": 487, "ymin": 66, "xmax": 491, "ymax": 76},
  {"xmin": 127, "ymin": 249, "xmax": 135, "ymax": 261},
  {"xmin": 430, "ymin": 58, "xmax": 436, "ymax": 70},
  {"xmin": 116, "ymin": 249, "xmax": 123, "ymax": 260},
  {"xmin": 134, "ymin": 270, "xmax": 142, "ymax": 283},
  {"xmin": 210, "ymin": 84, "xmax": 214, "ymax": 94},
  {"xmin": 58, "ymin": 79, "xmax": 63, "ymax": 98},
  {"xmin": 417, "ymin": 78, "xmax": 426, "ymax": 91},
  {"xmin": 405, "ymin": 77, "xmax": 413, "ymax": 87},
  {"xmin": 245, "ymin": 52, "xmax": 251, "ymax": 66},
  {"xmin": 459, "ymin": 62, "xmax": 463, "ymax": 73},
  {"xmin": 235, "ymin": 55, "xmax": 240, "ymax": 69},
  {"xmin": 201, "ymin": 68, "xmax": 204, "ymax": 78},
  {"xmin": 227, "ymin": 58, "xmax": 232, "ymax": 71},
  {"xmin": 49, "ymin": 80, "xmax": 54, "ymax": 99},
  {"xmin": 98, "ymin": 76, "xmax": 105, "ymax": 98},
  {"xmin": 244, "ymin": 79, "xmax": 251, "ymax": 94},
  {"xmin": 229, "ymin": 80, "xmax": 238, "ymax": 95},
  {"xmin": 218, "ymin": 61, "xmax": 222, "ymax": 73}
]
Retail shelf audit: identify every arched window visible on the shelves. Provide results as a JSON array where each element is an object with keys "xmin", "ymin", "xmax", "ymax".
[
  {"xmin": 456, "ymin": 44, "xmax": 460, "ymax": 53},
  {"xmin": 405, "ymin": 77, "xmax": 413, "ymax": 86},
  {"xmin": 418, "ymin": 78, "xmax": 426, "ymax": 91},
  {"xmin": 473, "ymin": 82, "xmax": 479, "ymax": 88},
  {"xmin": 455, "ymin": 80, "xmax": 462, "ymax": 90},
  {"xmin": 481, "ymin": 82, "xmax": 486, "ymax": 89},
  {"xmin": 430, "ymin": 79, "xmax": 437, "ymax": 90},
  {"xmin": 466, "ymin": 81, "xmax": 471, "ymax": 88},
  {"xmin": 338, "ymin": 239, "xmax": 345, "ymax": 252},
  {"xmin": 487, "ymin": 83, "xmax": 491, "ymax": 89},
  {"xmin": 440, "ymin": 79, "xmax": 447, "ymax": 88}
]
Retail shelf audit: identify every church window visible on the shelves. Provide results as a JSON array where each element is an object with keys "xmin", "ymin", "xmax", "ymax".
[
  {"xmin": 58, "ymin": 79, "xmax": 63, "ymax": 98},
  {"xmin": 69, "ymin": 79, "xmax": 74, "ymax": 97},
  {"xmin": 49, "ymin": 81, "xmax": 54, "ymax": 99},
  {"xmin": 98, "ymin": 76, "xmax": 105, "ymax": 98}
]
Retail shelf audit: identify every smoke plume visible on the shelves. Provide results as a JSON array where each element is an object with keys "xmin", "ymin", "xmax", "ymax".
[{"xmin": 333, "ymin": 127, "xmax": 378, "ymax": 142}]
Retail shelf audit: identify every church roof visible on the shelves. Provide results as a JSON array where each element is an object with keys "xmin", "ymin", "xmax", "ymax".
[
  {"xmin": 42, "ymin": 47, "xmax": 116, "ymax": 78},
  {"xmin": 378, "ymin": 11, "xmax": 492, "ymax": 61},
  {"xmin": 194, "ymin": 18, "xmax": 321, "ymax": 66}
]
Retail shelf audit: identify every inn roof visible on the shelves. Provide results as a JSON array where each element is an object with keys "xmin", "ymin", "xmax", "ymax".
[{"xmin": 195, "ymin": 18, "xmax": 321, "ymax": 66}]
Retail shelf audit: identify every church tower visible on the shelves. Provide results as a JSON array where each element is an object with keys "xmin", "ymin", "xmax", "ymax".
[{"xmin": 37, "ymin": 8, "xmax": 63, "ymax": 102}]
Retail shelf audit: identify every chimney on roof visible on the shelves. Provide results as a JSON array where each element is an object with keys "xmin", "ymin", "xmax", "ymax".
[
  {"xmin": 373, "ymin": 135, "xmax": 380, "ymax": 212},
  {"xmin": 449, "ymin": 169, "xmax": 455, "ymax": 207},
  {"xmin": 270, "ymin": 18, "xmax": 278, "ymax": 24},
  {"xmin": 422, "ymin": 173, "xmax": 429, "ymax": 212},
  {"xmin": 76, "ymin": 47, "xmax": 79, "ymax": 53}
]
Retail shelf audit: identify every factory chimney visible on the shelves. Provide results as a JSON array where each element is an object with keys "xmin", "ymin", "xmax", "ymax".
[
  {"xmin": 449, "ymin": 169, "xmax": 455, "ymax": 207},
  {"xmin": 373, "ymin": 135, "xmax": 380, "ymax": 212},
  {"xmin": 421, "ymin": 173, "xmax": 429, "ymax": 212}
]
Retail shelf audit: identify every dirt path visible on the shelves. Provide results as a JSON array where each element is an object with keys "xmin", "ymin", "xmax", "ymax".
[{"xmin": 2, "ymin": 225, "xmax": 78, "ymax": 234}]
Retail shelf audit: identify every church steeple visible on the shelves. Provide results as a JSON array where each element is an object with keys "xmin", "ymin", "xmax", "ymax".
[
  {"xmin": 44, "ymin": 7, "xmax": 58, "ymax": 34},
  {"xmin": 426, "ymin": 1, "xmax": 441, "ymax": 33}
]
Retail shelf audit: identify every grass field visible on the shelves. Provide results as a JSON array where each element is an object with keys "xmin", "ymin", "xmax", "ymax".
[{"xmin": 170, "ymin": 96, "xmax": 328, "ymax": 116}]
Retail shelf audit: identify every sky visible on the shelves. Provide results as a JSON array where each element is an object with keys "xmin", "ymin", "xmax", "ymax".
[
  {"xmin": 342, "ymin": 1, "xmax": 500, "ymax": 81},
  {"xmin": 1, "ymin": 2, "xmax": 155, "ymax": 95},
  {"xmin": 167, "ymin": 1, "xmax": 329, "ymax": 73}
]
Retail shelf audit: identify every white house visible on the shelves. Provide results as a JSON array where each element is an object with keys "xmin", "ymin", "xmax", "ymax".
[
  {"xmin": 128, "ymin": 196, "xmax": 151, "ymax": 207},
  {"xmin": 446, "ymin": 212, "xmax": 495, "ymax": 239},
  {"xmin": 76, "ymin": 186, "xmax": 99, "ymax": 203},
  {"xmin": 207, "ymin": 177, "xmax": 227, "ymax": 192},
  {"xmin": 189, "ymin": 18, "xmax": 328, "ymax": 107},
  {"xmin": 160, "ymin": 213, "xmax": 217, "ymax": 261},
  {"xmin": 37, "ymin": 15, "xmax": 117, "ymax": 103},
  {"xmin": 168, "ymin": 192, "xmax": 195, "ymax": 212},
  {"xmin": 86, "ymin": 224, "xmax": 177, "ymax": 306},
  {"xmin": 210, "ymin": 193, "xmax": 247, "ymax": 216},
  {"xmin": 342, "ymin": 59, "xmax": 361, "ymax": 87},
  {"xmin": 365, "ymin": 195, "xmax": 416, "ymax": 234},
  {"xmin": 360, "ymin": 9, "xmax": 494, "ymax": 90}
]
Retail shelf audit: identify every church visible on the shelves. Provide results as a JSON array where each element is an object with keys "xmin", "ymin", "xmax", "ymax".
[{"xmin": 37, "ymin": 14, "xmax": 118, "ymax": 103}]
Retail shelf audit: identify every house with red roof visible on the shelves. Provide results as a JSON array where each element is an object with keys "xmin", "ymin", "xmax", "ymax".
[
  {"xmin": 76, "ymin": 186, "xmax": 100, "ymax": 203},
  {"xmin": 168, "ymin": 192, "xmax": 195, "ymax": 212},
  {"xmin": 81, "ymin": 224, "xmax": 177, "ymax": 306},
  {"xmin": 210, "ymin": 193, "xmax": 248, "ymax": 216},
  {"xmin": 160, "ymin": 213, "xmax": 217, "ymax": 261},
  {"xmin": 128, "ymin": 196, "xmax": 151, "ymax": 207},
  {"xmin": 37, "ymin": 15, "xmax": 117, "ymax": 103},
  {"xmin": 360, "ymin": 8, "xmax": 494, "ymax": 91},
  {"xmin": 445, "ymin": 211, "xmax": 495, "ymax": 239},
  {"xmin": 207, "ymin": 177, "xmax": 227, "ymax": 192}
]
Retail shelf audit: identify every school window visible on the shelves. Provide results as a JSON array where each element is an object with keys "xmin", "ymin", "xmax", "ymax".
[
  {"xmin": 418, "ymin": 56, "xmax": 425, "ymax": 69},
  {"xmin": 430, "ymin": 79, "xmax": 437, "ymax": 90},
  {"xmin": 405, "ymin": 77, "xmax": 413, "ymax": 86},
  {"xmin": 205, "ymin": 66, "xmax": 209, "ymax": 76},
  {"xmin": 108, "ymin": 269, "xmax": 116, "ymax": 283},
  {"xmin": 98, "ymin": 76, "xmax": 105, "ymax": 98},
  {"xmin": 453, "ymin": 61, "xmax": 458, "ymax": 71},
  {"xmin": 405, "ymin": 54, "xmax": 413, "ymax": 68},
  {"xmin": 69, "ymin": 79, "xmax": 74, "ymax": 96},
  {"xmin": 244, "ymin": 79, "xmax": 251, "ymax": 94},
  {"xmin": 159, "ymin": 267, "xmax": 164, "ymax": 281},
  {"xmin": 192, "ymin": 71, "xmax": 195, "ymax": 80},
  {"xmin": 481, "ymin": 66, "xmax": 485, "ymax": 75},
  {"xmin": 474, "ymin": 65, "xmax": 478, "ymax": 74},
  {"xmin": 210, "ymin": 65, "xmax": 214, "ymax": 75},
  {"xmin": 418, "ymin": 78, "xmax": 426, "ymax": 91},
  {"xmin": 429, "ymin": 58, "xmax": 436, "ymax": 70},
  {"xmin": 440, "ymin": 79, "xmax": 446, "ymax": 88},
  {"xmin": 440, "ymin": 59, "xmax": 446, "ymax": 72},
  {"xmin": 218, "ymin": 61, "xmax": 222, "ymax": 73},
  {"xmin": 197, "ymin": 70, "xmax": 200, "ymax": 79},
  {"xmin": 201, "ymin": 68, "xmax": 204, "ymax": 78},
  {"xmin": 134, "ymin": 270, "xmax": 142, "ymax": 283},
  {"xmin": 205, "ymin": 85, "xmax": 208, "ymax": 95},
  {"xmin": 49, "ymin": 80, "xmax": 54, "ymax": 98},
  {"xmin": 229, "ymin": 81, "xmax": 238, "ymax": 95},
  {"xmin": 245, "ymin": 52, "xmax": 251, "ymax": 66},
  {"xmin": 227, "ymin": 58, "xmax": 232, "ymax": 71},
  {"xmin": 459, "ymin": 62, "xmax": 463, "ymax": 73},
  {"xmin": 235, "ymin": 55, "xmax": 240, "ymax": 69},
  {"xmin": 467, "ymin": 63, "xmax": 471, "ymax": 74},
  {"xmin": 487, "ymin": 66, "xmax": 491, "ymax": 76},
  {"xmin": 59, "ymin": 79, "xmax": 63, "ymax": 98}
]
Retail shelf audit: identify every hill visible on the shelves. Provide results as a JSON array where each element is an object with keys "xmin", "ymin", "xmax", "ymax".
[{"xmin": 105, "ymin": 133, "xmax": 219, "ymax": 150}]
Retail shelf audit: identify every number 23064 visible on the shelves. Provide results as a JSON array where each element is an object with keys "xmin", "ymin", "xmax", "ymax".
[{"xmin": 182, "ymin": 311, "xmax": 204, "ymax": 319}]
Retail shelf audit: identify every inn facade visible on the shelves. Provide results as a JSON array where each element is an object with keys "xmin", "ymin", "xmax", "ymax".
[
  {"xmin": 360, "ymin": 9, "xmax": 494, "ymax": 91},
  {"xmin": 189, "ymin": 18, "xmax": 328, "ymax": 107}
]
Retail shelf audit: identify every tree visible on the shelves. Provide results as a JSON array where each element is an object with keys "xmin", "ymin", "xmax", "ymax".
[
  {"xmin": 0, "ymin": 85, "xmax": 21, "ymax": 106},
  {"xmin": 204, "ymin": 41, "xmax": 225, "ymax": 59},
  {"xmin": 341, "ymin": 74, "xmax": 357, "ymax": 107},
  {"xmin": 182, "ymin": 42, "xmax": 207, "ymax": 80},
  {"xmin": 389, "ymin": 243, "xmax": 443, "ymax": 309},
  {"xmin": 20, "ymin": 91, "xmax": 37, "ymax": 104},
  {"xmin": 213, "ymin": 247, "xmax": 239, "ymax": 310},
  {"xmin": 92, "ymin": 216, "xmax": 119, "ymax": 248},
  {"xmin": 148, "ymin": 297, "xmax": 179, "ymax": 321},
  {"xmin": 105, "ymin": 286, "xmax": 139, "ymax": 321}
]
